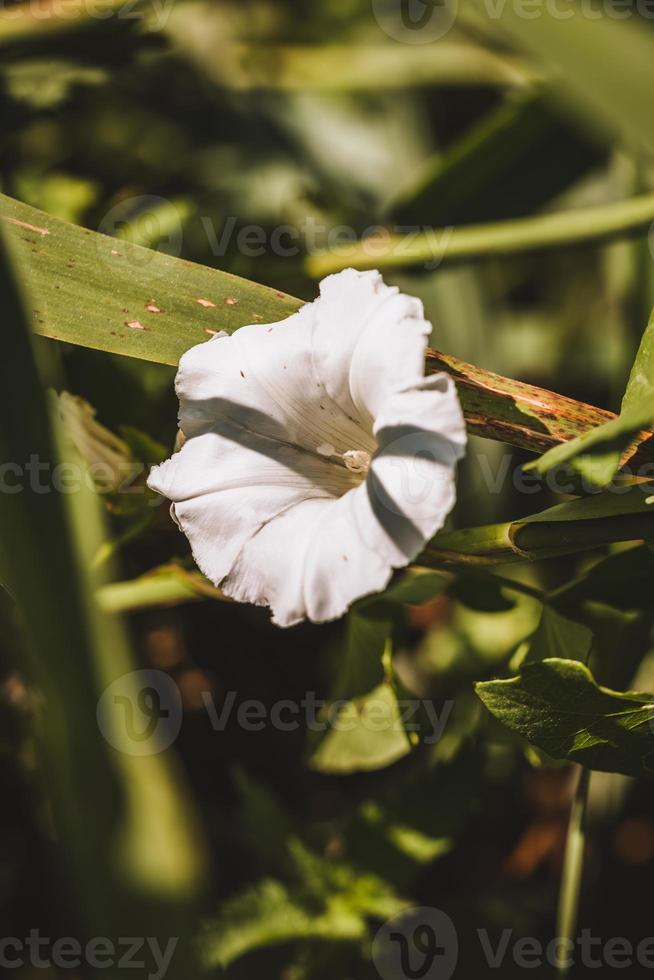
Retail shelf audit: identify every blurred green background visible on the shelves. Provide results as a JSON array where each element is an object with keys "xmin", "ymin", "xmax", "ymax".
[{"xmin": 3, "ymin": 2, "xmax": 654, "ymax": 978}]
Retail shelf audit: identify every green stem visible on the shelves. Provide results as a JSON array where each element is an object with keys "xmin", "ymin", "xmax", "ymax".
[
  {"xmin": 306, "ymin": 193, "xmax": 654, "ymax": 277},
  {"xmin": 98, "ymin": 564, "xmax": 227, "ymax": 614},
  {"xmin": 422, "ymin": 519, "xmax": 654, "ymax": 567},
  {"xmin": 555, "ymin": 767, "xmax": 590, "ymax": 977}
]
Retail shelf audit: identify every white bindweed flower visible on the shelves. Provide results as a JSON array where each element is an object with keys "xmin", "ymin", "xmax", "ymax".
[{"xmin": 148, "ymin": 269, "xmax": 467, "ymax": 627}]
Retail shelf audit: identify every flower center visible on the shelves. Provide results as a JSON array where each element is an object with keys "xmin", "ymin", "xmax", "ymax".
[
  {"xmin": 342, "ymin": 450, "xmax": 371, "ymax": 475},
  {"xmin": 316, "ymin": 443, "xmax": 372, "ymax": 477}
]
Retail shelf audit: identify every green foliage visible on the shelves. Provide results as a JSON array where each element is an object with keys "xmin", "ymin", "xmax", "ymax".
[
  {"xmin": 523, "ymin": 606, "xmax": 593, "ymax": 666},
  {"xmin": 527, "ymin": 307, "xmax": 654, "ymax": 487},
  {"xmin": 386, "ymin": 88, "xmax": 606, "ymax": 227},
  {"xmin": 5, "ymin": 2, "xmax": 654, "ymax": 974},
  {"xmin": 0, "ymin": 225, "xmax": 205, "ymax": 970},
  {"xmin": 0, "ymin": 193, "xmax": 301, "ymax": 367},
  {"xmin": 477, "ymin": 659, "xmax": 654, "ymax": 778}
]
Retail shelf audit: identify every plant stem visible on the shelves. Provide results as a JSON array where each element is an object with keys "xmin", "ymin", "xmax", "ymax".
[
  {"xmin": 555, "ymin": 767, "xmax": 590, "ymax": 976},
  {"xmin": 307, "ymin": 193, "xmax": 654, "ymax": 277}
]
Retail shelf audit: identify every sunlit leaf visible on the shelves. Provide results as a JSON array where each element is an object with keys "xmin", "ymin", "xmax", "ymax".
[{"xmin": 477, "ymin": 658, "xmax": 654, "ymax": 777}]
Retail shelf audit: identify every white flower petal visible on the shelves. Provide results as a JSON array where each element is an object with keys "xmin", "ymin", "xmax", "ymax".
[
  {"xmin": 148, "ymin": 420, "xmax": 358, "ymax": 585},
  {"xmin": 311, "ymin": 268, "xmax": 431, "ymax": 424},
  {"xmin": 175, "ymin": 306, "xmax": 373, "ymax": 458},
  {"xmin": 148, "ymin": 269, "xmax": 467, "ymax": 627},
  {"xmin": 219, "ymin": 376, "xmax": 465, "ymax": 627}
]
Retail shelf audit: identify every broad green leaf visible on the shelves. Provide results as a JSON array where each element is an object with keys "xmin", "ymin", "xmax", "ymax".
[
  {"xmin": 526, "ymin": 307, "xmax": 654, "ymax": 487},
  {"xmin": 0, "ymin": 192, "xmax": 301, "ymax": 366},
  {"xmin": 308, "ymin": 609, "xmax": 413, "ymax": 774},
  {"xmin": 524, "ymin": 607, "xmax": 593, "ymax": 665},
  {"xmin": 387, "ymin": 88, "xmax": 604, "ymax": 227},
  {"xmin": 471, "ymin": 0, "xmax": 654, "ymax": 156},
  {"xmin": 309, "ymin": 682, "xmax": 414, "ymax": 775},
  {"xmin": 203, "ymin": 846, "xmax": 405, "ymax": 969},
  {"xmin": 476, "ymin": 658, "xmax": 654, "ymax": 777},
  {"xmin": 309, "ymin": 570, "xmax": 452, "ymax": 774},
  {"xmin": 0, "ymin": 226, "xmax": 204, "ymax": 965}
]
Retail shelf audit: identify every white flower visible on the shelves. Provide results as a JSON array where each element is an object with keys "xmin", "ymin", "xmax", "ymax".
[{"xmin": 148, "ymin": 269, "xmax": 466, "ymax": 627}]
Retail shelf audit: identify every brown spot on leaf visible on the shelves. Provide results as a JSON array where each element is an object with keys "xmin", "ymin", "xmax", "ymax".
[
  {"xmin": 5, "ymin": 217, "xmax": 49, "ymax": 236},
  {"xmin": 196, "ymin": 298, "xmax": 216, "ymax": 308},
  {"xmin": 205, "ymin": 329, "xmax": 219, "ymax": 336},
  {"xmin": 146, "ymin": 303, "xmax": 162, "ymax": 314},
  {"xmin": 126, "ymin": 320, "xmax": 145, "ymax": 330},
  {"xmin": 224, "ymin": 297, "xmax": 238, "ymax": 306}
]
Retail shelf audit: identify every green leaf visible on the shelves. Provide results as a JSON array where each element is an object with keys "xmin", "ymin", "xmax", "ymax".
[
  {"xmin": 309, "ymin": 681, "xmax": 414, "ymax": 775},
  {"xmin": 552, "ymin": 545, "xmax": 654, "ymax": 614},
  {"xmin": 307, "ymin": 192, "xmax": 654, "ymax": 278},
  {"xmin": 476, "ymin": 658, "xmax": 654, "ymax": 777},
  {"xmin": 471, "ymin": 0, "xmax": 654, "ymax": 156},
  {"xmin": 524, "ymin": 607, "xmax": 593, "ymax": 665},
  {"xmin": 308, "ymin": 609, "xmax": 413, "ymax": 774},
  {"xmin": 5, "ymin": 192, "xmax": 651, "ymax": 472},
  {"xmin": 203, "ymin": 848, "xmax": 405, "ymax": 969},
  {"xmin": 0, "ymin": 192, "xmax": 301, "ymax": 367},
  {"xmin": 0, "ymin": 225, "xmax": 204, "ymax": 967},
  {"xmin": 387, "ymin": 88, "xmax": 604, "ymax": 227},
  {"xmin": 525, "ymin": 309, "xmax": 654, "ymax": 488}
]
